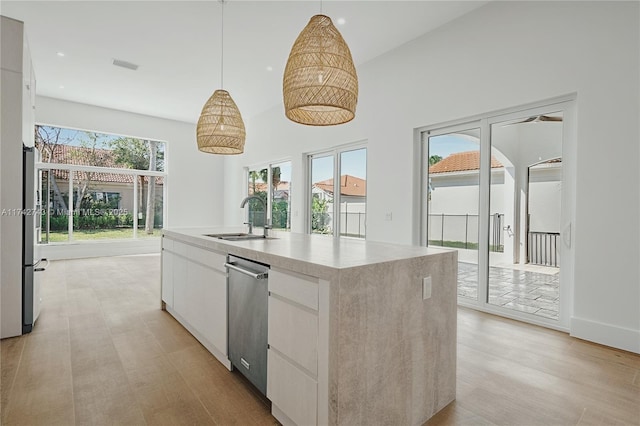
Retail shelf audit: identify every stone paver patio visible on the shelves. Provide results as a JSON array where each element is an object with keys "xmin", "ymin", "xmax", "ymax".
[{"xmin": 457, "ymin": 262, "xmax": 560, "ymax": 320}]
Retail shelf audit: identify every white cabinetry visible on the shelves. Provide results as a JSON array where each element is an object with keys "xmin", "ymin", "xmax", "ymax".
[
  {"xmin": 22, "ymin": 34, "xmax": 35, "ymax": 148},
  {"xmin": 1, "ymin": 16, "xmax": 36, "ymax": 338},
  {"xmin": 162, "ymin": 236, "xmax": 229, "ymax": 368},
  {"xmin": 267, "ymin": 268, "xmax": 321, "ymax": 426}
]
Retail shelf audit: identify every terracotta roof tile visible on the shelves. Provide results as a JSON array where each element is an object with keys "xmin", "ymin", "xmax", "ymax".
[
  {"xmin": 314, "ymin": 175, "xmax": 366, "ymax": 197},
  {"xmin": 39, "ymin": 144, "xmax": 163, "ymax": 185},
  {"xmin": 429, "ymin": 151, "xmax": 502, "ymax": 174}
]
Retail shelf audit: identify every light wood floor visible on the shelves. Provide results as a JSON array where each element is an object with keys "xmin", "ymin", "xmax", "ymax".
[
  {"xmin": 1, "ymin": 255, "xmax": 639, "ymax": 426},
  {"xmin": 0, "ymin": 255, "xmax": 276, "ymax": 425}
]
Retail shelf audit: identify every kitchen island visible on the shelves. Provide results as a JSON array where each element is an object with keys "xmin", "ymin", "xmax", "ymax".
[{"xmin": 161, "ymin": 228, "xmax": 457, "ymax": 426}]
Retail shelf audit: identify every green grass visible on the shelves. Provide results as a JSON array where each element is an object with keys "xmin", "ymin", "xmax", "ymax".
[{"xmin": 44, "ymin": 228, "xmax": 162, "ymax": 243}]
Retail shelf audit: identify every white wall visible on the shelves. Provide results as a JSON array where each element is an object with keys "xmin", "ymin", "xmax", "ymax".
[
  {"xmin": 529, "ymin": 166, "xmax": 562, "ymax": 233},
  {"xmin": 227, "ymin": 2, "xmax": 640, "ymax": 352},
  {"xmin": 35, "ymin": 96, "xmax": 226, "ymax": 256}
]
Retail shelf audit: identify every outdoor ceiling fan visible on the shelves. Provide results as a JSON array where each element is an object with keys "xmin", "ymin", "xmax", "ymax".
[{"xmin": 511, "ymin": 115, "xmax": 563, "ymax": 124}]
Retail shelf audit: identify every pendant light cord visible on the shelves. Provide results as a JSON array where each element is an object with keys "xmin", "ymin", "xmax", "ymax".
[{"xmin": 220, "ymin": 0, "xmax": 225, "ymax": 89}]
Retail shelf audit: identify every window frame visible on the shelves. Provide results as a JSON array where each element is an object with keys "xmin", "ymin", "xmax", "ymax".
[
  {"xmin": 34, "ymin": 124, "xmax": 168, "ymax": 243},
  {"xmin": 306, "ymin": 142, "xmax": 367, "ymax": 239},
  {"xmin": 244, "ymin": 158, "xmax": 293, "ymax": 231}
]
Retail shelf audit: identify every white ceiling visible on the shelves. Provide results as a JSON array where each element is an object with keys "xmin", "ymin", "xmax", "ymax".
[{"xmin": 2, "ymin": 1, "xmax": 488, "ymax": 123}]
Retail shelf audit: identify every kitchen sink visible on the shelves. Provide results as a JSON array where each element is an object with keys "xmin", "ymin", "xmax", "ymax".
[{"xmin": 203, "ymin": 233, "xmax": 276, "ymax": 241}]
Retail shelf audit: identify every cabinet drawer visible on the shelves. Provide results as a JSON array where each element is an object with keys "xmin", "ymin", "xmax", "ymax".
[
  {"xmin": 269, "ymin": 296, "xmax": 318, "ymax": 375},
  {"xmin": 269, "ymin": 269, "xmax": 318, "ymax": 311},
  {"xmin": 267, "ymin": 348, "xmax": 317, "ymax": 426},
  {"xmin": 187, "ymin": 245, "xmax": 226, "ymax": 272}
]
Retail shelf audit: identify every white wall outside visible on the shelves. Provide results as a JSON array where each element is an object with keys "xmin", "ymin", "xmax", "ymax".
[{"xmin": 529, "ymin": 165, "xmax": 562, "ymax": 233}]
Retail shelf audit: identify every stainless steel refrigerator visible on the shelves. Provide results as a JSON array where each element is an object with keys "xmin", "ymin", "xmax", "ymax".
[{"xmin": 23, "ymin": 145, "xmax": 46, "ymax": 333}]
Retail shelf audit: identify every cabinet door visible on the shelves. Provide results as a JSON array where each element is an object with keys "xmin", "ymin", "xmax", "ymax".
[
  {"xmin": 161, "ymin": 250, "xmax": 174, "ymax": 307},
  {"xmin": 269, "ymin": 296, "xmax": 318, "ymax": 375},
  {"xmin": 172, "ymin": 254, "xmax": 188, "ymax": 318},
  {"xmin": 268, "ymin": 348, "xmax": 318, "ymax": 426},
  {"xmin": 188, "ymin": 260, "xmax": 227, "ymax": 355},
  {"xmin": 201, "ymin": 267, "xmax": 227, "ymax": 355}
]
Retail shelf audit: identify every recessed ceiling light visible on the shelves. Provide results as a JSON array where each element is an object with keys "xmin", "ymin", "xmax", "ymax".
[
  {"xmin": 336, "ymin": 18, "xmax": 346, "ymax": 25},
  {"xmin": 57, "ymin": 52, "xmax": 65, "ymax": 57},
  {"xmin": 266, "ymin": 66, "xmax": 273, "ymax": 72}
]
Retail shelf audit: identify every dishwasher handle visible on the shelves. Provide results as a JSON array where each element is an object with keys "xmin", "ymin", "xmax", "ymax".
[{"xmin": 225, "ymin": 262, "xmax": 268, "ymax": 280}]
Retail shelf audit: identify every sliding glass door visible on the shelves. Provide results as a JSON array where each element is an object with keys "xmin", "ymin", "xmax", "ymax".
[
  {"xmin": 486, "ymin": 113, "xmax": 563, "ymax": 321},
  {"xmin": 422, "ymin": 100, "xmax": 573, "ymax": 329},
  {"xmin": 425, "ymin": 124, "xmax": 481, "ymax": 300}
]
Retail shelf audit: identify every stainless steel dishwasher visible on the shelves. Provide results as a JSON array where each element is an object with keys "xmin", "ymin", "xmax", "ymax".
[{"xmin": 225, "ymin": 255, "xmax": 269, "ymax": 396}]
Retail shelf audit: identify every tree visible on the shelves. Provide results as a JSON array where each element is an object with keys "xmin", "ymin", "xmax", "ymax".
[
  {"xmin": 429, "ymin": 155, "xmax": 442, "ymax": 166},
  {"xmin": 108, "ymin": 137, "xmax": 163, "ymax": 233},
  {"xmin": 145, "ymin": 141, "xmax": 158, "ymax": 234},
  {"xmin": 73, "ymin": 132, "xmax": 110, "ymax": 210},
  {"xmin": 35, "ymin": 125, "xmax": 79, "ymax": 211},
  {"xmin": 311, "ymin": 195, "xmax": 331, "ymax": 234},
  {"xmin": 272, "ymin": 166, "xmax": 281, "ymax": 190},
  {"xmin": 249, "ymin": 171, "xmax": 259, "ymax": 195}
]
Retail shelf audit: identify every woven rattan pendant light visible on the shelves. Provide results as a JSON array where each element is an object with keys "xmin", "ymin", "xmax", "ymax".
[
  {"xmin": 283, "ymin": 12, "xmax": 358, "ymax": 126},
  {"xmin": 197, "ymin": 0, "xmax": 245, "ymax": 154}
]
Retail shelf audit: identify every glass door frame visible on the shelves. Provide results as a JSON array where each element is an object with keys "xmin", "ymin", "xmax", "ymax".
[{"xmin": 418, "ymin": 96, "xmax": 576, "ymax": 331}]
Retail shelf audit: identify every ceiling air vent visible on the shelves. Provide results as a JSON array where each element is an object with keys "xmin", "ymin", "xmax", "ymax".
[{"xmin": 112, "ymin": 59, "xmax": 139, "ymax": 71}]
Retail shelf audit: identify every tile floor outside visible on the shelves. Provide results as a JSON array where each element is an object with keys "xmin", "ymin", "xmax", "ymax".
[{"xmin": 457, "ymin": 262, "xmax": 560, "ymax": 320}]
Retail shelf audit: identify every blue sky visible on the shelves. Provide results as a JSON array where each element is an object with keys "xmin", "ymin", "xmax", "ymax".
[
  {"xmin": 311, "ymin": 147, "xmax": 366, "ymax": 183},
  {"xmin": 429, "ymin": 134, "xmax": 478, "ymax": 159}
]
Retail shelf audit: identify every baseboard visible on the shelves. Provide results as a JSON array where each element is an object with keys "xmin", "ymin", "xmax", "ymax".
[{"xmin": 571, "ymin": 316, "xmax": 640, "ymax": 354}]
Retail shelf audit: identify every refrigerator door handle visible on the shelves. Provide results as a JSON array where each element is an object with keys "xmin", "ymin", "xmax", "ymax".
[{"xmin": 34, "ymin": 258, "xmax": 49, "ymax": 272}]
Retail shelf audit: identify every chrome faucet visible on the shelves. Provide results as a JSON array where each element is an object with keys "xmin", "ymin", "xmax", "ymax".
[{"xmin": 240, "ymin": 196, "xmax": 271, "ymax": 237}]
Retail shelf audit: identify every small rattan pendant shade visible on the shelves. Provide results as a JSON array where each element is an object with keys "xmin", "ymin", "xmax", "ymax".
[
  {"xmin": 283, "ymin": 14, "xmax": 358, "ymax": 126},
  {"xmin": 197, "ymin": 90, "xmax": 246, "ymax": 154}
]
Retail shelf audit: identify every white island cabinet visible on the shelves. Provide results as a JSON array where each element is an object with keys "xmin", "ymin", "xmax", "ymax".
[
  {"xmin": 267, "ymin": 268, "xmax": 323, "ymax": 426},
  {"xmin": 161, "ymin": 228, "xmax": 457, "ymax": 426},
  {"xmin": 161, "ymin": 236, "xmax": 229, "ymax": 368}
]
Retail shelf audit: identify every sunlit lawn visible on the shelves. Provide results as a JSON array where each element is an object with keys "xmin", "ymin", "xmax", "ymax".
[{"xmin": 45, "ymin": 228, "xmax": 162, "ymax": 242}]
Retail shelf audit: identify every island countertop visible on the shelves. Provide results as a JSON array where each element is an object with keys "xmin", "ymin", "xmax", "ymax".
[{"xmin": 162, "ymin": 227, "xmax": 453, "ymax": 280}]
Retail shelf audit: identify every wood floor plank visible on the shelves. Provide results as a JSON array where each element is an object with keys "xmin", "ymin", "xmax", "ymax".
[
  {"xmin": 72, "ymin": 359, "xmax": 146, "ymax": 425},
  {"xmin": 3, "ymin": 330, "xmax": 75, "ymax": 426},
  {"xmin": 0, "ymin": 337, "xmax": 26, "ymax": 424},
  {"xmin": 427, "ymin": 308, "xmax": 640, "ymax": 426},
  {"xmin": 2, "ymin": 256, "xmax": 639, "ymax": 426}
]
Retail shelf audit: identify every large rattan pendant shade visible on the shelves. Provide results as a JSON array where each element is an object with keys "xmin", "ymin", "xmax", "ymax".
[
  {"xmin": 283, "ymin": 14, "xmax": 358, "ymax": 126},
  {"xmin": 196, "ymin": 0, "xmax": 245, "ymax": 155},
  {"xmin": 197, "ymin": 90, "xmax": 246, "ymax": 154}
]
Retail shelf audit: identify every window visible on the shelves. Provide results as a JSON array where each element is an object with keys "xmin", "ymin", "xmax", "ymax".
[
  {"xmin": 35, "ymin": 125, "xmax": 166, "ymax": 243},
  {"xmin": 308, "ymin": 145, "xmax": 366, "ymax": 238},
  {"xmin": 246, "ymin": 161, "xmax": 292, "ymax": 231}
]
